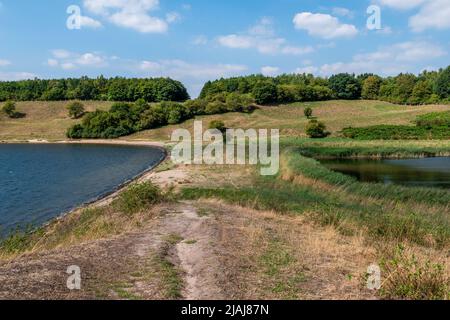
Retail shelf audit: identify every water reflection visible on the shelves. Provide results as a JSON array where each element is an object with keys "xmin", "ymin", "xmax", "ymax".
[{"xmin": 320, "ymin": 157, "xmax": 450, "ymax": 189}]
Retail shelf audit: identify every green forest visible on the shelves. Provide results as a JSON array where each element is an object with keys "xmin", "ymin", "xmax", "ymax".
[
  {"xmin": 200, "ymin": 66, "xmax": 450, "ymax": 105},
  {"xmin": 0, "ymin": 77, "xmax": 189, "ymax": 102}
]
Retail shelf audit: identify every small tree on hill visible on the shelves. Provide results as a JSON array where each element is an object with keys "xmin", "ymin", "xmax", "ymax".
[
  {"xmin": 208, "ymin": 120, "xmax": 226, "ymax": 134},
  {"xmin": 2, "ymin": 101, "xmax": 25, "ymax": 118},
  {"xmin": 67, "ymin": 101, "xmax": 85, "ymax": 119},
  {"xmin": 304, "ymin": 107, "xmax": 313, "ymax": 119},
  {"xmin": 306, "ymin": 120, "xmax": 330, "ymax": 138}
]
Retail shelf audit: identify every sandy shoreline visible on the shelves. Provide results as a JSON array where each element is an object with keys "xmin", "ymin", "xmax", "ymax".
[{"xmin": 0, "ymin": 139, "xmax": 171, "ymax": 233}]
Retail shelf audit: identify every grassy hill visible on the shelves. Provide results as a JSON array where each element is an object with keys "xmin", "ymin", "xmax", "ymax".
[{"xmin": 0, "ymin": 100, "xmax": 448, "ymax": 141}]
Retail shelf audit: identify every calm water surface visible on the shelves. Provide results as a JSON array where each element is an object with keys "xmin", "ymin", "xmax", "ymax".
[
  {"xmin": 0, "ymin": 144, "xmax": 165, "ymax": 235},
  {"xmin": 320, "ymin": 157, "xmax": 450, "ymax": 189}
]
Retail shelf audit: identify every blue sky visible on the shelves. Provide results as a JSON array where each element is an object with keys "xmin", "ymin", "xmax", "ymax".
[{"xmin": 0, "ymin": 0, "xmax": 449, "ymax": 96}]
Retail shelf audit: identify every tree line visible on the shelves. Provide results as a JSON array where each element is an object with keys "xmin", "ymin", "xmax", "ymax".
[
  {"xmin": 200, "ymin": 66, "xmax": 450, "ymax": 105},
  {"xmin": 0, "ymin": 76, "xmax": 189, "ymax": 102}
]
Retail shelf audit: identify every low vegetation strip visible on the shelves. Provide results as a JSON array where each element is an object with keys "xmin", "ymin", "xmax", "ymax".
[
  {"xmin": 282, "ymin": 138, "xmax": 450, "ymax": 159},
  {"xmin": 342, "ymin": 125, "xmax": 450, "ymax": 140}
]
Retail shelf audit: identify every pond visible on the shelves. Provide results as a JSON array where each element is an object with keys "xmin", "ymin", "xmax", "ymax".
[
  {"xmin": 319, "ymin": 157, "xmax": 450, "ymax": 189},
  {"xmin": 0, "ymin": 143, "xmax": 165, "ymax": 235}
]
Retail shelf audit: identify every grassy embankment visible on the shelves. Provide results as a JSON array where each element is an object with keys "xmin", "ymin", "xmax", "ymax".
[
  {"xmin": 181, "ymin": 141, "xmax": 450, "ymax": 299},
  {"xmin": 1, "ymin": 99, "xmax": 449, "ymax": 141}
]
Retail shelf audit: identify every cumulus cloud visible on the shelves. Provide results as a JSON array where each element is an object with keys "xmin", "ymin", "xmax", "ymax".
[
  {"xmin": 47, "ymin": 50, "xmax": 108, "ymax": 69},
  {"xmin": 293, "ymin": 12, "xmax": 358, "ymax": 39},
  {"xmin": 294, "ymin": 66, "xmax": 319, "ymax": 74},
  {"xmin": 192, "ymin": 35, "xmax": 208, "ymax": 45},
  {"xmin": 0, "ymin": 72, "xmax": 37, "ymax": 81},
  {"xmin": 331, "ymin": 7, "xmax": 354, "ymax": 18},
  {"xmin": 79, "ymin": 15, "xmax": 103, "ymax": 29},
  {"xmin": 302, "ymin": 41, "xmax": 446, "ymax": 76},
  {"xmin": 139, "ymin": 59, "xmax": 249, "ymax": 97},
  {"xmin": 261, "ymin": 66, "xmax": 280, "ymax": 76},
  {"xmin": 378, "ymin": 0, "xmax": 426, "ymax": 10},
  {"xmin": 218, "ymin": 18, "xmax": 314, "ymax": 55},
  {"xmin": 139, "ymin": 59, "xmax": 247, "ymax": 79},
  {"xmin": 83, "ymin": 0, "xmax": 172, "ymax": 33},
  {"xmin": 409, "ymin": 0, "xmax": 450, "ymax": 31},
  {"xmin": 0, "ymin": 59, "xmax": 11, "ymax": 67}
]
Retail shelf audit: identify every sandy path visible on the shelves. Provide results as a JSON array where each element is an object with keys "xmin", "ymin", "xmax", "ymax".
[{"xmin": 0, "ymin": 201, "xmax": 226, "ymax": 300}]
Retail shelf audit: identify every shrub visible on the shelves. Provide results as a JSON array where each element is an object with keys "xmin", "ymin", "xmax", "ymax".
[
  {"xmin": 379, "ymin": 245, "xmax": 449, "ymax": 300},
  {"xmin": 113, "ymin": 181, "xmax": 163, "ymax": 215},
  {"xmin": 415, "ymin": 111, "xmax": 450, "ymax": 127},
  {"xmin": 66, "ymin": 124, "xmax": 84, "ymax": 139},
  {"xmin": 67, "ymin": 101, "xmax": 85, "ymax": 119},
  {"xmin": 1, "ymin": 101, "xmax": 25, "ymax": 118},
  {"xmin": 208, "ymin": 120, "xmax": 226, "ymax": 133},
  {"xmin": 306, "ymin": 120, "xmax": 330, "ymax": 138},
  {"xmin": 304, "ymin": 107, "xmax": 313, "ymax": 119},
  {"xmin": 205, "ymin": 101, "xmax": 227, "ymax": 114}
]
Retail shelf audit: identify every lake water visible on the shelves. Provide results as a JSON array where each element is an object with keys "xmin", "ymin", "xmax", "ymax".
[
  {"xmin": 320, "ymin": 157, "xmax": 450, "ymax": 189},
  {"xmin": 0, "ymin": 144, "xmax": 165, "ymax": 235}
]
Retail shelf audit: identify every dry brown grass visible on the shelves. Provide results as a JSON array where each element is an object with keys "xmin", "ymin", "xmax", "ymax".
[
  {"xmin": 130, "ymin": 100, "xmax": 449, "ymax": 141},
  {"xmin": 0, "ymin": 101, "xmax": 112, "ymax": 140},
  {"xmin": 196, "ymin": 199, "xmax": 378, "ymax": 299}
]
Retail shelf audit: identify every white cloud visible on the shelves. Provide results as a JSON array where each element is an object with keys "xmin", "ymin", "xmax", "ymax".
[
  {"xmin": 139, "ymin": 59, "xmax": 249, "ymax": 97},
  {"xmin": 51, "ymin": 49, "xmax": 72, "ymax": 59},
  {"xmin": 218, "ymin": 35, "xmax": 253, "ymax": 49},
  {"xmin": 409, "ymin": 0, "xmax": 450, "ymax": 31},
  {"xmin": 309, "ymin": 41, "xmax": 446, "ymax": 76},
  {"xmin": 192, "ymin": 35, "xmax": 208, "ymax": 45},
  {"xmin": 83, "ymin": 0, "xmax": 170, "ymax": 33},
  {"xmin": 281, "ymin": 46, "xmax": 314, "ymax": 55},
  {"xmin": 261, "ymin": 66, "xmax": 280, "ymax": 76},
  {"xmin": 293, "ymin": 12, "xmax": 358, "ymax": 39},
  {"xmin": 47, "ymin": 59, "xmax": 59, "ymax": 67},
  {"xmin": 294, "ymin": 66, "xmax": 318, "ymax": 74},
  {"xmin": 165, "ymin": 12, "xmax": 180, "ymax": 23},
  {"xmin": 76, "ymin": 53, "xmax": 106, "ymax": 66},
  {"xmin": 332, "ymin": 7, "xmax": 354, "ymax": 18},
  {"xmin": 61, "ymin": 63, "xmax": 77, "ymax": 70},
  {"xmin": 378, "ymin": 0, "xmax": 426, "ymax": 10},
  {"xmin": 0, "ymin": 72, "xmax": 37, "ymax": 81},
  {"xmin": 0, "ymin": 59, "xmax": 11, "ymax": 67},
  {"xmin": 47, "ymin": 50, "xmax": 107, "ymax": 69},
  {"xmin": 139, "ymin": 59, "xmax": 248, "ymax": 79},
  {"xmin": 79, "ymin": 15, "xmax": 103, "ymax": 29},
  {"xmin": 218, "ymin": 18, "xmax": 314, "ymax": 55}
]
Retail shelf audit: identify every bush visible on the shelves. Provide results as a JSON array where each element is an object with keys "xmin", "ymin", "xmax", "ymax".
[
  {"xmin": 379, "ymin": 245, "xmax": 448, "ymax": 300},
  {"xmin": 1, "ymin": 101, "xmax": 25, "ymax": 118},
  {"xmin": 304, "ymin": 107, "xmax": 313, "ymax": 119},
  {"xmin": 306, "ymin": 120, "xmax": 330, "ymax": 138},
  {"xmin": 113, "ymin": 181, "xmax": 163, "ymax": 215},
  {"xmin": 208, "ymin": 120, "xmax": 226, "ymax": 133},
  {"xmin": 415, "ymin": 111, "xmax": 450, "ymax": 127},
  {"xmin": 205, "ymin": 101, "xmax": 227, "ymax": 114},
  {"xmin": 67, "ymin": 101, "xmax": 85, "ymax": 119}
]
